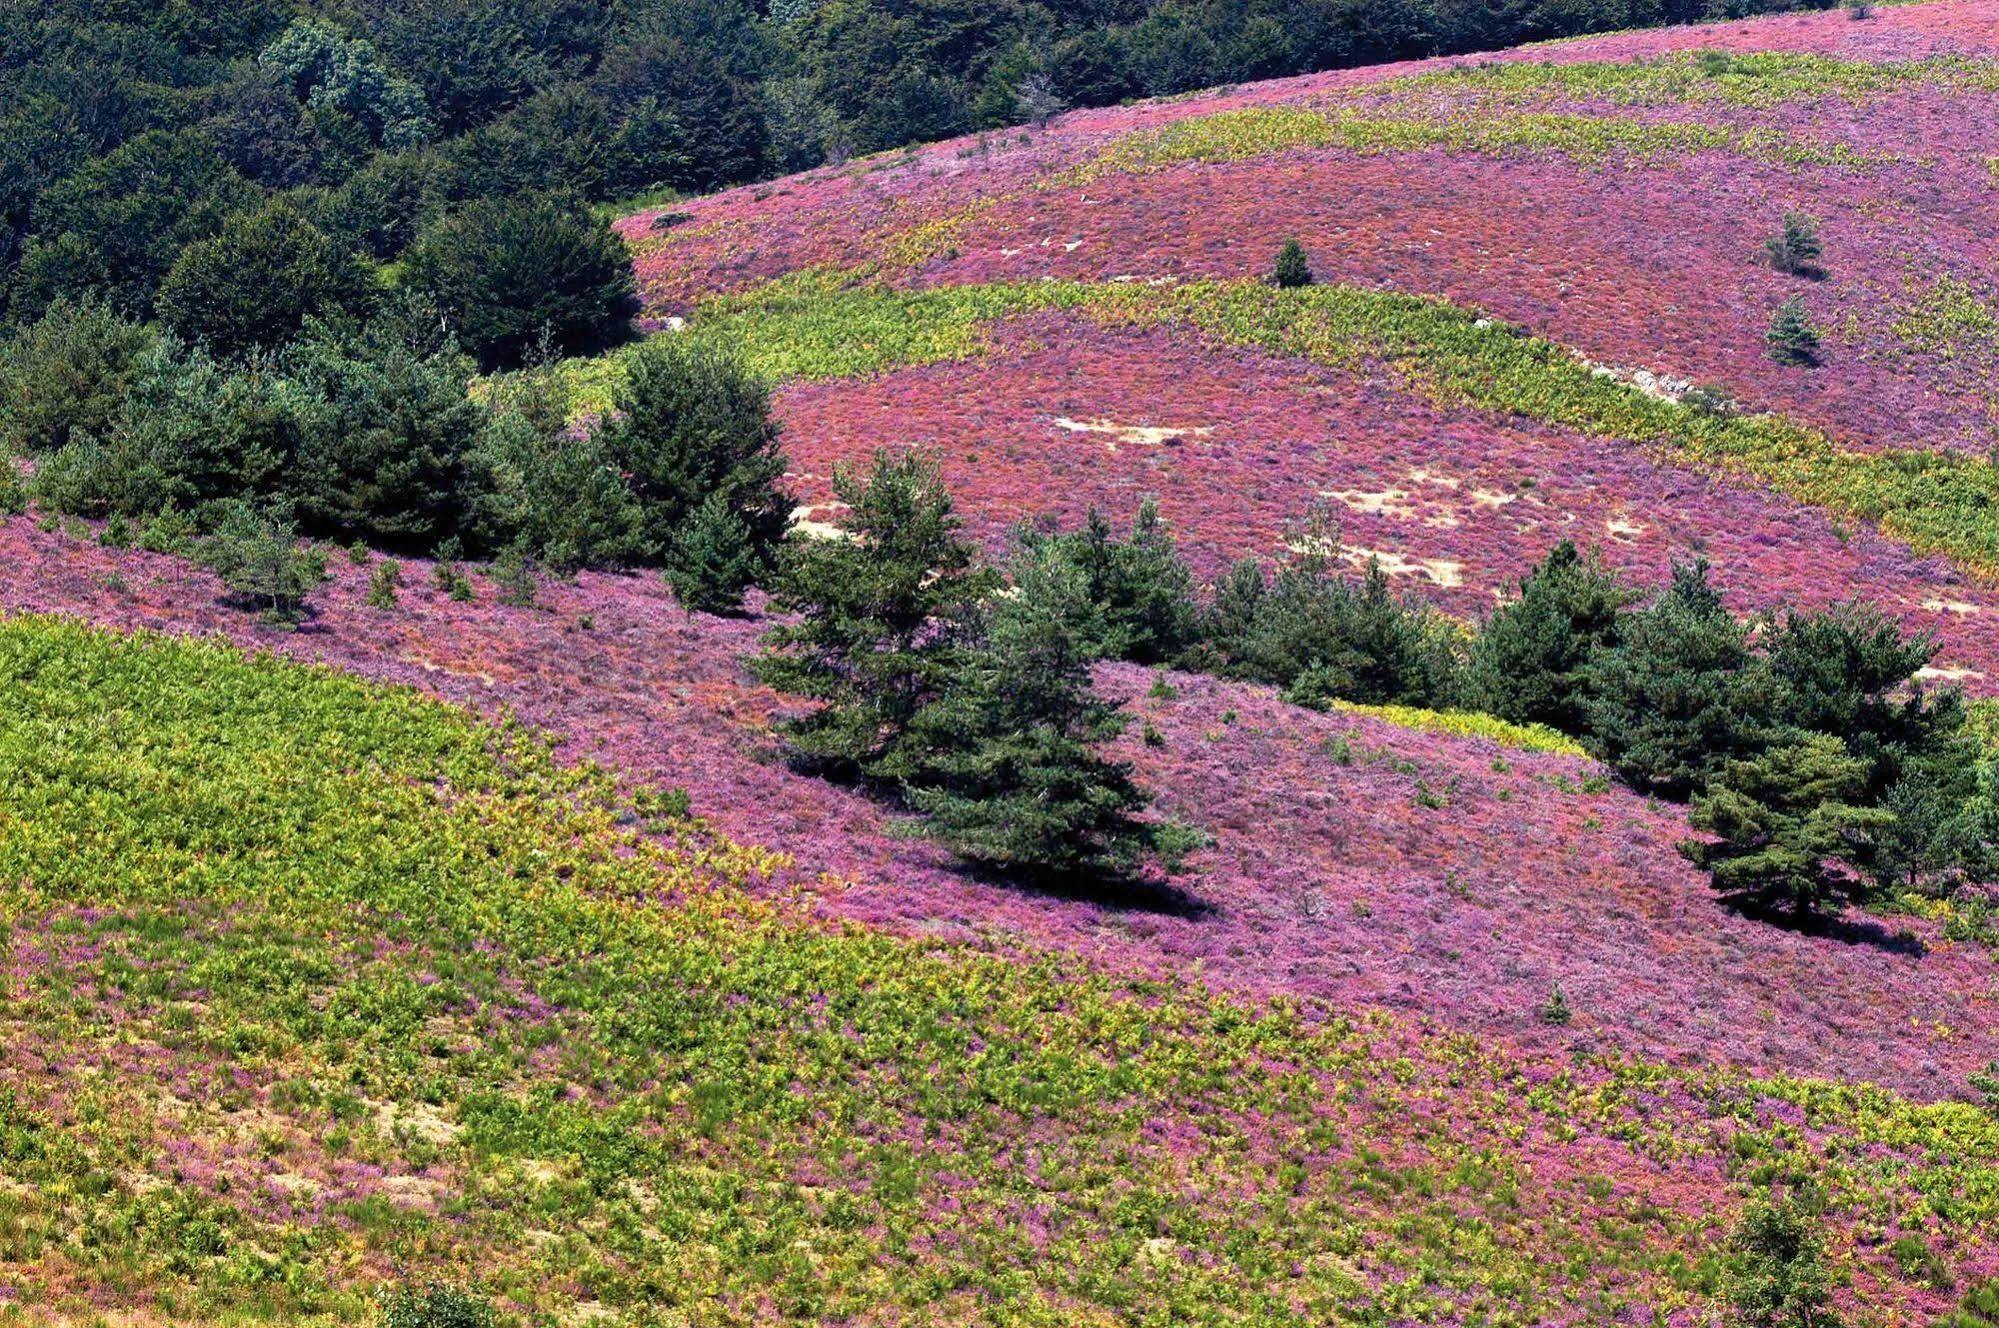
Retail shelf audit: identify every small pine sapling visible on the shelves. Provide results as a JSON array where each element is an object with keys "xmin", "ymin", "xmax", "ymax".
[
  {"xmin": 1272, "ymin": 238, "xmax": 1314, "ymax": 289},
  {"xmin": 1765, "ymin": 212, "xmax": 1824, "ymax": 276},
  {"xmin": 1766, "ymin": 296, "xmax": 1821, "ymax": 367}
]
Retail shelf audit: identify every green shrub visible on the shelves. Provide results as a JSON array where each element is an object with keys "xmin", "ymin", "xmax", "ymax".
[
  {"xmin": 285, "ymin": 300, "xmax": 485, "ymax": 548},
  {"xmin": 492, "ymin": 543, "xmax": 537, "ymax": 608},
  {"xmin": 1681, "ymin": 733, "xmax": 1892, "ymax": 919},
  {"xmin": 1767, "ymin": 296, "xmax": 1821, "ymax": 366},
  {"xmin": 1204, "ymin": 528, "xmax": 1460, "ymax": 709},
  {"xmin": 1764, "ymin": 212, "xmax": 1823, "ymax": 276},
  {"xmin": 663, "ymin": 492, "xmax": 759, "ymax": 615},
  {"xmin": 757, "ymin": 450, "xmax": 997, "ymax": 780},
  {"xmin": 468, "ymin": 371, "xmax": 649, "ymax": 571},
  {"xmin": 1725, "ymin": 1192, "xmax": 1839, "ymax": 1328},
  {"xmin": 1272, "ymin": 238, "xmax": 1313, "ymax": 289},
  {"xmin": 1583, "ymin": 559, "xmax": 1768, "ymax": 799},
  {"xmin": 1939, "ymin": 1280, "xmax": 1999, "ymax": 1328},
  {"xmin": 401, "ymin": 193, "xmax": 639, "ymax": 372},
  {"xmin": 379, "ymin": 1281, "xmax": 493, "ymax": 1328},
  {"xmin": 156, "ymin": 199, "xmax": 375, "ymax": 358},
  {"xmin": 0, "ymin": 299, "xmax": 156, "ymax": 456},
  {"xmin": 1467, "ymin": 540, "xmax": 1631, "ymax": 736},
  {"xmin": 592, "ymin": 336, "xmax": 789, "ymax": 606},
  {"xmin": 901, "ymin": 540, "xmax": 1198, "ymax": 879},
  {"xmin": 194, "ymin": 505, "xmax": 327, "ymax": 625},
  {"xmin": 366, "ymin": 559, "xmax": 401, "ymax": 609},
  {"xmin": 1014, "ymin": 499, "xmax": 1200, "ymax": 664}
]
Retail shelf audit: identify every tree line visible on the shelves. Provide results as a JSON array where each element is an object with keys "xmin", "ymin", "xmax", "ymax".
[
  {"xmin": 755, "ymin": 459, "xmax": 1996, "ymax": 918},
  {"xmin": 3, "ymin": 0, "xmax": 1842, "ymax": 361},
  {"xmin": 0, "ymin": 297, "xmax": 790, "ymax": 611}
]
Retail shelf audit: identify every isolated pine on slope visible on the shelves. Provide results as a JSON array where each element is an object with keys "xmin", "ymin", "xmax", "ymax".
[
  {"xmin": 756, "ymin": 451, "xmax": 996, "ymax": 779},
  {"xmin": 902, "ymin": 543, "xmax": 1196, "ymax": 879},
  {"xmin": 1681, "ymin": 732, "xmax": 1892, "ymax": 919}
]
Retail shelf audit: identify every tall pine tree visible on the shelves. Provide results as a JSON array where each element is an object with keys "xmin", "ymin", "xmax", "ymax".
[
  {"xmin": 755, "ymin": 451, "xmax": 996, "ymax": 780},
  {"xmin": 901, "ymin": 542, "xmax": 1196, "ymax": 879},
  {"xmin": 1467, "ymin": 540, "xmax": 1631, "ymax": 735},
  {"xmin": 1583, "ymin": 559, "xmax": 1771, "ymax": 799},
  {"xmin": 1681, "ymin": 733, "xmax": 1892, "ymax": 920}
]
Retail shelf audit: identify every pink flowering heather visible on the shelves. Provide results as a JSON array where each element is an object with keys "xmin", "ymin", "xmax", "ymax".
[
  {"xmin": 7, "ymin": 513, "xmax": 1993, "ymax": 1104},
  {"xmin": 778, "ymin": 314, "xmax": 1999, "ymax": 685},
  {"xmin": 624, "ymin": 0, "xmax": 1999, "ymax": 455}
]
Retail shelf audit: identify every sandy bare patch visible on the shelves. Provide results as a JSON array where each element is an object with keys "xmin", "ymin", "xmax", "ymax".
[
  {"xmin": 402, "ymin": 654, "xmax": 499, "ymax": 687},
  {"xmin": 1921, "ymin": 598, "xmax": 1982, "ymax": 616},
  {"xmin": 1578, "ymin": 355, "xmax": 1693, "ymax": 403},
  {"xmin": 376, "ymin": 1174, "xmax": 444, "ymax": 1210},
  {"xmin": 1052, "ymin": 416, "xmax": 1214, "ymax": 452},
  {"xmin": 1604, "ymin": 515, "xmax": 1648, "ymax": 542},
  {"xmin": 1324, "ymin": 543, "xmax": 1466, "ymax": 587},
  {"xmin": 1321, "ymin": 486, "xmax": 1419, "ymax": 520},
  {"xmin": 790, "ymin": 502, "xmax": 855, "ymax": 541},
  {"xmin": 373, "ymin": 1099, "xmax": 461, "ymax": 1147},
  {"xmin": 1918, "ymin": 664, "xmax": 1985, "ymax": 682}
]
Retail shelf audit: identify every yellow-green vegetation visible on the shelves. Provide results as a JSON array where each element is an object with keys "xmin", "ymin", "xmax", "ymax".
[
  {"xmin": 1378, "ymin": 51, "xmax": 1999, "ymax": 108},
  {"xmin": 1061, "ymin": 51, "xmax": 1999, "ymax": 180},
  {"xmin": 1072, "ymin": 103, "xmax": 1868, "ymax": 179},
  {"xmin": 0, "ymin": 615, "xmax": 1994, "ymax": 1325},
  {"xmin": 545, "ymin": 275, "xmax": 1999, "ymax": 580},
  {"xmin": 1893, "ymin": 274, "xmax": 1999, "ymax": 363},
  {"xmin": 1330, "ymin": 699, "xmax": 1590, "ymax": 755},
  {"xmin": 501, "ymin": 274, "xmax": 1091, "ymax": 415}
]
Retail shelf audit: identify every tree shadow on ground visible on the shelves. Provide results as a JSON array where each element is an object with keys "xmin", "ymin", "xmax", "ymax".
[{"xmin": 957, "ymin": 859, "xmax": 1216, "ymax": 920}]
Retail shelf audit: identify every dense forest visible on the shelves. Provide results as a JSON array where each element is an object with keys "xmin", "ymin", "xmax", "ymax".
[{"xmin": 1, "ymin": 0, "xmax": 1837, "ymax": 337}]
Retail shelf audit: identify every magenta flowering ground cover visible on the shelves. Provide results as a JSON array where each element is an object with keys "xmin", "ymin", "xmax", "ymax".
[
  {"xmin": 777, "ymin": 314, "xmax": 1999, "ymax": 686},
  {"xmin": 8, "ymin": 513, "xmax": 1993, "ymax": 1106},
  {"xmin": 623, "ymin": 0, "xmax": 1999, "ymax": 457},
  {"xmin": 10, "ymin": 2, "xmax": 1999, "ymax": 1317}
]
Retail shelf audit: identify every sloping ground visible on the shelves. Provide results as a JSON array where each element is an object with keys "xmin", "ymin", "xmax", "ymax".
[
  {"xmin": 7, "ymin": 516, "xmax": 1995, "ymax": 1104},
  {"xmin": 776, "ymin": 311, "xmax": 1999, "ymax": 683},
  {"xmin": 623, "ymin": 1, "xmax": 1999, "ymax": 457},
  {"xmin": 0, "ymin": 614, "xmax": 1994, "ymax": 1326}
]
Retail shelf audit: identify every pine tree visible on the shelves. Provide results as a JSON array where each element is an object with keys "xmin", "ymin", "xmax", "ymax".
[
  {"xmin": 1463, "ymin": 540, "xmax": 1631, "ymax": 736},
  {"xmin": 1764, "ymin": 602, "xmax": 1995, "ymax": 891},
  {"xmin": 1681, "ymin": 733, "xmax": 1893, "ymax": 919},
  {"xmin": 1767, "ymin": 296, "xmax": 1821, "ymax": 366},
  {"xmin": 1764, "ymin": 212, "xmax": 1823, "ymax": 276},
  {"xmin": 194, "ymin": 504, "xmax": 327, "ymax": 625},
  {"xmin": 1272, "ymin": 238, "xmax": 1313, "ymax": 289},
  {"xmin": 1584, "ymin": 559, "xmax": 1771, "ymax": 799},
  {"xmin": 755, "ymin": 451, "xmax": 997, "ymax": 780},
  {"xmin": 664, "ymin": 490, "xmax": 758, "ymax": 614},
  {"xmin": 901, "ymin": 544, "xmax": 1196, "ymax": 879},
  {"xmin": 1209, "ymin": 533, "xmax": 1459, "ymax": 709},
  {"xmin": 1468, "ymin": 541, "xmax": 1632, "ymax": 735},
  {"xmin": 594, "ymin": 336, "xmax": 789, "ymax": 600},
  {"xmin": 1017, "ymin": 498, "xmax": 1199, "ymax": 663}
]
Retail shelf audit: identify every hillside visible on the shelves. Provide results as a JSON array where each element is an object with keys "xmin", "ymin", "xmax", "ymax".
[
  {"xmin": 614, "ymin": 0, "xmax": 1999, "ymax": 682},
  {"xmin": 4, "ymin": 1, "xmax": 1999, "ymax": 1324}
]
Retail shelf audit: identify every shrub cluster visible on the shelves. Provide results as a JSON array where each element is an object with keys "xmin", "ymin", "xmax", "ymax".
[
  {"xmin": 757, "ymin": 454, "xmax": 1199, "ymax": 884},
  {"xmin": 1476, "ymin": 549, "xmax": 1996, "ymax": 918},
  {"xmin": 761, "ymin": 467, "xmax": 1994, "ymax": 915},
  {"xmin": 0, "ymin": 300, "xmax": 786, "ymax": 612}
]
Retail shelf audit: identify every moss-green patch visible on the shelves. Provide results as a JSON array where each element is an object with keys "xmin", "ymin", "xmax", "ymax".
[
  {"xmin": 1072, "ymin": 103, "xmax": 1871, "ymax": 180},
  {"xmin": 1330, "ymin": 700, "xmax": 1590, "ymax": 755},
  {"xmin": 1379, "ymin": 50, "xmax": 1999, "ymax": 109}
]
